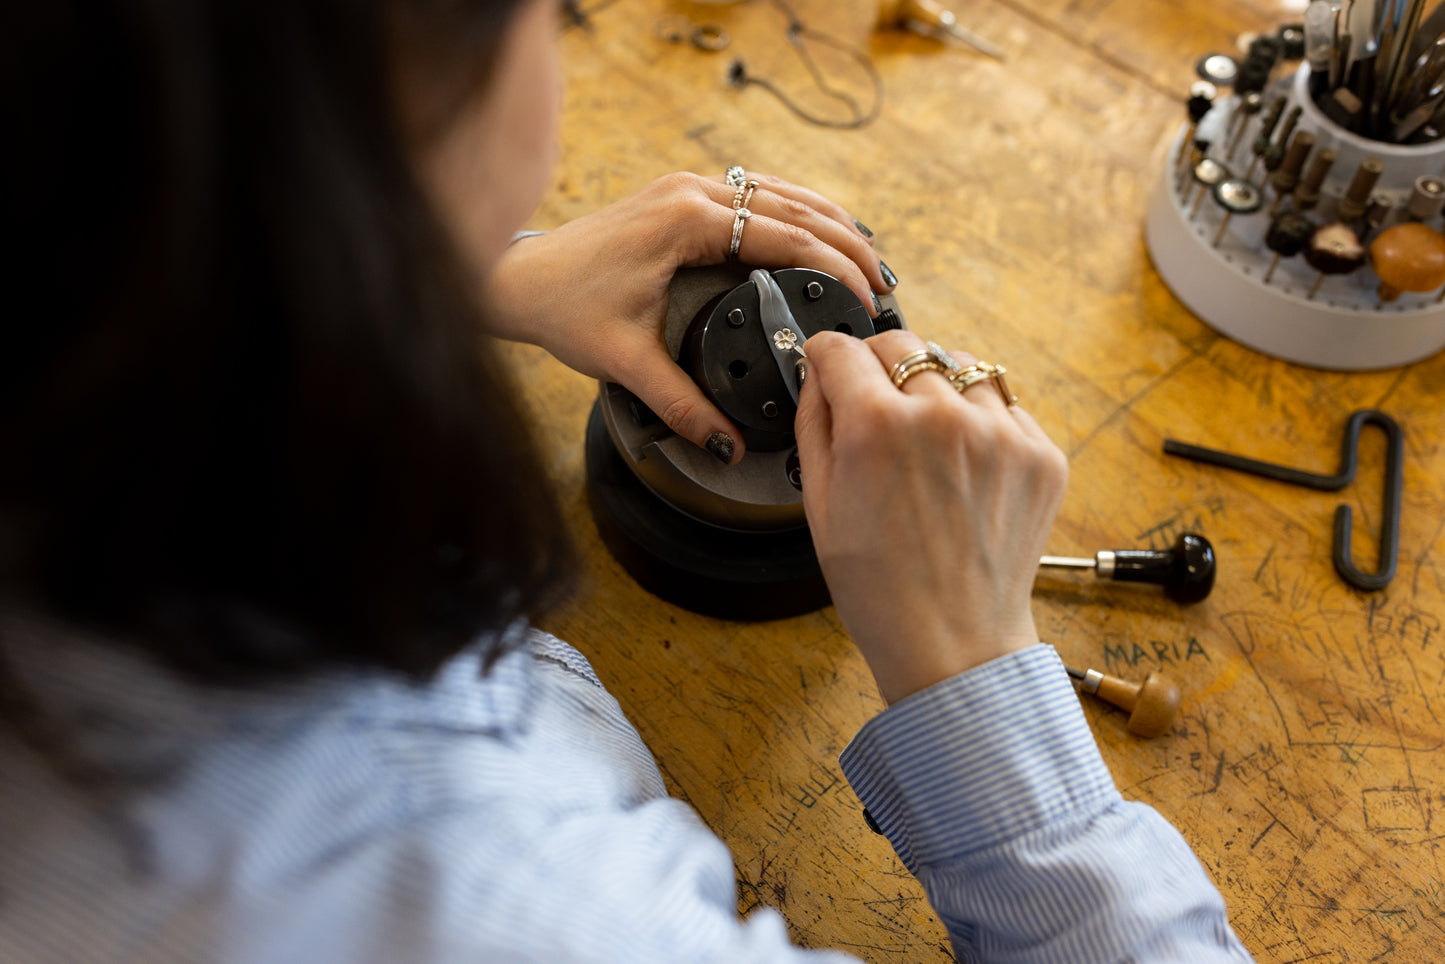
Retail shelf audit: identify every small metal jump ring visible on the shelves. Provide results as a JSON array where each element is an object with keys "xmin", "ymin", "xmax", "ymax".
[{"xmin": 692, "ymin": 24, "xmax": 730, "ymax": 51}]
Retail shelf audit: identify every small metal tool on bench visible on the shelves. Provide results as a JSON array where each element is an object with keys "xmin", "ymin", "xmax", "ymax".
[{"xmin": 1039, "ymin": 533, "xmax": 1217, "ymax": 604}]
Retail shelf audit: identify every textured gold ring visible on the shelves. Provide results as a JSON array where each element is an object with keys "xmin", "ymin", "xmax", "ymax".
[
  {"xmin": 952, "ymin": 362, "xmax": 1017, "ymax": 406},
  {"xmin": 891, "ymin": 359, "xmax": 952, "ymax": 390},
  {"xmin": 950, "ymin": 368, "xmax": 993, "ymax": 392},
  {"xmin": 890, "ymin": 343, "xmax": 960, "ymax": 388}
]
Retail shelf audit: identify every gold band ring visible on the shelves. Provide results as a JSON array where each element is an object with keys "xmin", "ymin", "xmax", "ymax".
[
  {"xmin": 888, "ymin": 343, "xmax": 956, "ymax": 387},
  {"xmin": 890, "ymin": 344, "xmax": 1020, "ymax": 406},
  {"xmin": 982, "ymin": 363, "xmax": 1018, "ymax": 406},
  {"xmin": 950, "ymin": 361, "xmax": 1018, "ymax": 406},
  {"xmin": 892, "ymin": 360, "xmax": 952, "ymax": 389},
  {"xmin": 888, "ymin": 348, "xmax": 933, "ymax": 386},
  {"xmin": 950, "ymin": 368, "xmax": 993, "ymax": 392}
]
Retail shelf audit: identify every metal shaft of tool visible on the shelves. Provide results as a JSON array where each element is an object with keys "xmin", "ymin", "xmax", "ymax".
[
  {"xmin": 1064, "ymin": 665, "xmax": 1105, "ymax": 693},
  {"xmin": 892, "ymin": 0, "xmax": 1003, "ymax": 60},
  {"xmin": 905, "ymin": 14, "xmax": 1003, "ymax": 60},
  {"xmin": 1039, "ymin": 551, "xmax": 1115, "ymax": 577}
]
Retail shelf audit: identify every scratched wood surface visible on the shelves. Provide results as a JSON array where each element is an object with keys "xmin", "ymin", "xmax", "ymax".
[{"xmin": 502, "ymin": 0, "xmax": 1445, "ymax": 959}]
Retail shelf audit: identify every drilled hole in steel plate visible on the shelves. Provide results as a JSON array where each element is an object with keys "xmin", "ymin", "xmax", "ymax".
[{"xmin": 728, "ymin": 359, "xmax": 748, "ymax": 379}]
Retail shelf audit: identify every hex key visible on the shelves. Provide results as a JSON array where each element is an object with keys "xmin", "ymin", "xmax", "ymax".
[{"xmin": 1163, "ymin": 410, "xmax": 1403, "ymax": 591}]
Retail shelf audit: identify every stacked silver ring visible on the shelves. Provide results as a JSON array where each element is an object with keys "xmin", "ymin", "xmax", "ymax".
[
  {"xmin": 732, "ymin": 178, "xmax": 758, "ymax": 211},
  {"xmin": 728, "ymin": 208, "xmax": 752, "ymax": 261},
  {"xmin": 725, "ymin": 165, "xmax": 747, "ymax": 186},
  {"xmin": 727, "ymin": 175, "xmax": 759, "ymax": 262}
]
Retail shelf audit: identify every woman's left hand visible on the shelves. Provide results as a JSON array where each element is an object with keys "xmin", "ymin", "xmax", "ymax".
[{"xmin": 484, "ymin": 171, "xmax": 890, "ymax": 464}]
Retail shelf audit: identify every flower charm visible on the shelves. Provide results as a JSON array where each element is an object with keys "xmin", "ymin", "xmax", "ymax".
[{"xmin": 773, "ymin": 328, "xmax": 799, "ymax": 353}]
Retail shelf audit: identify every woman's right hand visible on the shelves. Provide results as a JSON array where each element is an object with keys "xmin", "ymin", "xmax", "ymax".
[{"xmin": 793, "ymin": 330, "xmax": 1069, "ymax": 705}]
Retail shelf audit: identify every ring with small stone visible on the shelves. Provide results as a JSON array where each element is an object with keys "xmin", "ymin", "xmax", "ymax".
[
  {"xmin": 925, "ymin": 341, "xmax": 965, "ymax": 375},
  {"xmin": 725, "ymin": 166, "xmax": 747, "ymax": 186}
]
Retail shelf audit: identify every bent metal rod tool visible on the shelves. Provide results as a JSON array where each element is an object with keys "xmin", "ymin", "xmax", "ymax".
[{"xmin": 1163, "ymin": 409, "xmax": 1403, "ymax": 591}]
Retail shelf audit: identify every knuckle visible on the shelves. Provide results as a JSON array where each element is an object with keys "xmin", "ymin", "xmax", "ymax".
[
  {"xmin": 870, "ymin": 330, "xmax": 918, "ymax": 355},
  {"xmin": 774, "ymin": 220, "xmax": 820, "ymax": 254},
  {"xmin": 652, "ymin": 171, "xmax": 700, "ymax": 197},
  {"xmin": 657, "ymin": 394, "xmax": 699, "ymax": 433},
  {"xmin": 965, "ymin": 413, "xmax": 1008, "ymax": 451},
  {"xmin": 658, "ymin": 193, "xmax": 716, "ymax": 252},
  {"xmin": 1043, "ymin": 441, "xmax": 1071, "ymax": 486},
  {"xmin": 838, "ymin": 394, "xmax": 897, "ymax": 444},
  {"xmin": 669, "ymin": 189, "xmax": 711, "ymax": 221},
  {"xmin": 918, "ymin": 398, "xmax": 966, "ymax": 439},
  {"xmin": 1010, "ymin": 435, "xmax": 1068, "ymax": 492},
  {"xmin": 777, "ymin": 195, "xmax": 813, "ymax": 223}
]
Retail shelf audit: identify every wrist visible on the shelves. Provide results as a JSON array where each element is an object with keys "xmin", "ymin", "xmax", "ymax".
[
  {"xmin": 482, "ymin": 235, "xmax": 547, "ymax": 344},
  {"xmin": 856, "ymin": 617, "xmax": 1041, "ymax": 706}
]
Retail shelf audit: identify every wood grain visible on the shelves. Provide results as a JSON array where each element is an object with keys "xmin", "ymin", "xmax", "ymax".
[{"xmin": 507, "ymin": 1, "xmax": 1445, "ymax": 959}]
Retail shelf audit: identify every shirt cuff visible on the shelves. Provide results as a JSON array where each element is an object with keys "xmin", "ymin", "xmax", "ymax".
[{"xmin": 838, "ymin": 644, "xmax": 1121, "ymax": 873}]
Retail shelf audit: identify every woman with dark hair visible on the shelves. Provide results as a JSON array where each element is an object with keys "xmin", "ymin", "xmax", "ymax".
[{"xmin": 0, "ymin": 0, "xmax": 1251, "ymax": 960}]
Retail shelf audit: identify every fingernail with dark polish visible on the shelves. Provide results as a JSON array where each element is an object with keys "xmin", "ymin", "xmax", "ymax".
[
  {"xmin": 706, "ymin": 432, "xmax": 735, "ymax": 465},
  {"xmin": 853, "ymin": 218, "xmax": 874, "ymax": 238},
  {"xmin": 871, "ymin": 292, "xmax": 882, "ymax": 313},
  {"xmin": 879, "ymin": 261, "xmax": 897, "ymax": 288}
]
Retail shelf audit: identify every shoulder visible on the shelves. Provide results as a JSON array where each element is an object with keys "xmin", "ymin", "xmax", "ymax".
[{"xmin": 0, "ymin": 621, "xmax": 670, "ymax": 963}]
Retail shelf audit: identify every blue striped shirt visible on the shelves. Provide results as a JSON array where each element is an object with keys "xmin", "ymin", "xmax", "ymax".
[{"xmin": 0, "ymin": 616, "xmax": 1251, "ymax": 962}]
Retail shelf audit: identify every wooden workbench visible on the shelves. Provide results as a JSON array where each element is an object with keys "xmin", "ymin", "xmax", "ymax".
[{"xmin": 507, "ymin": 1, "xmax": 1445, "ymax": 959}]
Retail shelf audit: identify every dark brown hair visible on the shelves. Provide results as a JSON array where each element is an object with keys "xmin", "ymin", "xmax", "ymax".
[{"xmin": 0, "ymin": 0, "xmax": 575, "ymax": 681}]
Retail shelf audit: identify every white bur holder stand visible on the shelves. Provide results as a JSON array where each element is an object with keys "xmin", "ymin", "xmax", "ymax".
[{"xmin": 1145, "ymin": 64, "xmax": 1445, "ymax": 371}]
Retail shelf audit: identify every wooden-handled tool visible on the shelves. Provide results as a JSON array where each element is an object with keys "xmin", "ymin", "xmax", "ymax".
[
  {"xmin": 878, "ymin": 0, "xmax": 1003, "ymax": 60},
  {"xmin": 1066, "ymin": 666, "xmax": 1181, "ymax": 737}
]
